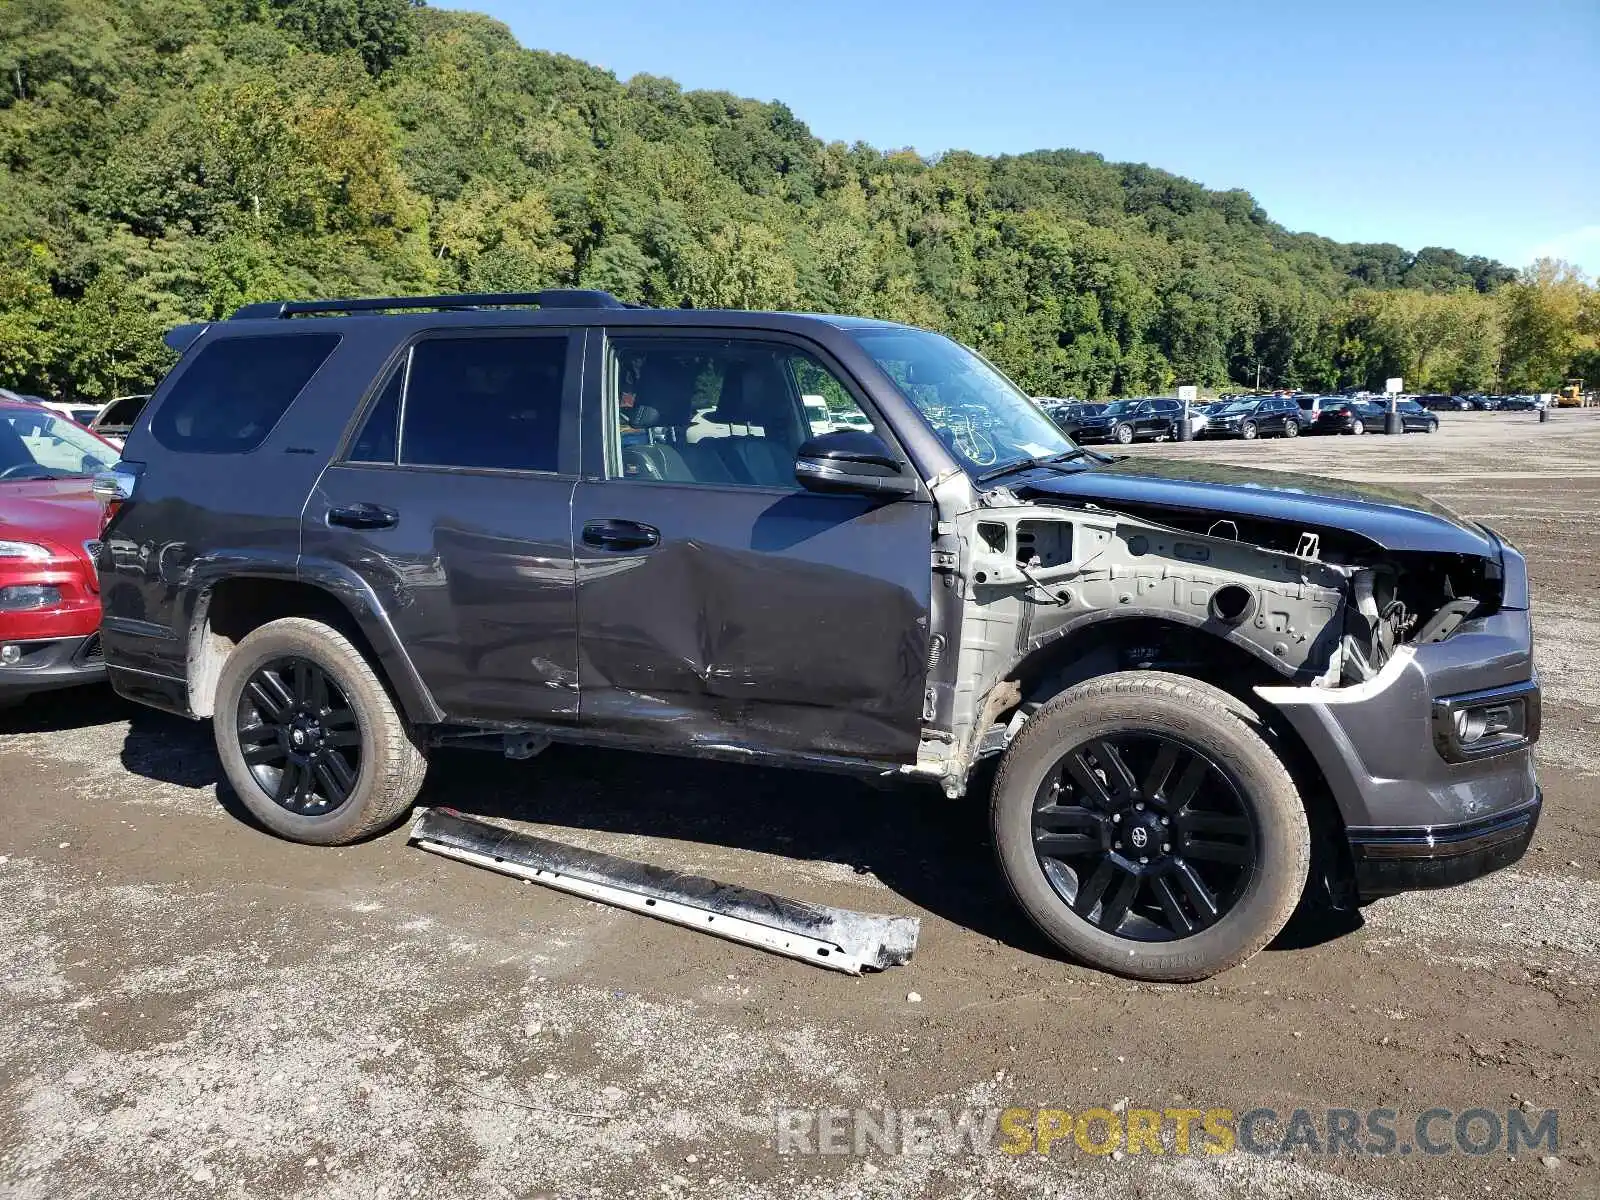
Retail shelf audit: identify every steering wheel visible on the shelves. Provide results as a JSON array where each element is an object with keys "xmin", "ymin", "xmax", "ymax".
[{"xmin": 946, "ymin": 413, "xmax": 998, "ymax": 466}]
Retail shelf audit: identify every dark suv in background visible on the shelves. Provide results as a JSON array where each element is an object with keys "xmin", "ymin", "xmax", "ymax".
[
  {"xmin": 1070, "ymin": 397, "xmax": 1183, "ymax": 444},
  {"xmin": 1203, "ymin": 396, "xmax": 1309, "ymax": 439},
  {"xmin": 95, "ymin": 290, "xmax": 1541, "ymax": 981}
]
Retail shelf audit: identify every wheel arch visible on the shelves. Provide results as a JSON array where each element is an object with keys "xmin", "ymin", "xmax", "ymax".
[
  {"xmin": 999, "ymin": 615, "xmax": 1350, "ymax": 861},
  {"xmin": 187, "ymin": 565, "xmax": 442, "ymax": 725}
]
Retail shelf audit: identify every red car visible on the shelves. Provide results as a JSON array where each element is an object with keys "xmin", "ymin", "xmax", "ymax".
[{"xmin": 0, "ymin": 398, "xmax": 122, "ymax": 704}]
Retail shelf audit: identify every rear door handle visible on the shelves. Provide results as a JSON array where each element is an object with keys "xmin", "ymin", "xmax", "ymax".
[
  {"xmin": 582, "ymin": 518, "xmax": 660, "ymax": 551},
  {"xmin": 328, "ymin": 502, "xmax": 398, "ymax": 531}
]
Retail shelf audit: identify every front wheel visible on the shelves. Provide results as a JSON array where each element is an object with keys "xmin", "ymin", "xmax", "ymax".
[
  {"xmin": 1113, "ymin": 423, "xmax": 1135, "ymax": 445},
  {"xmin": 1240, "ymin": 421, "xmax": 1258, "ymax": 440},
  {"xmin": 214, "ymin": 616, "xmax": 428, "ymax": 845},
  {"xmin": 990, "ymin": 671, "xmax": 1310, "ymax": 981},
  {"xmin": 1426, "ymin": 420, "xmax": 1438, "ymax": 433}
]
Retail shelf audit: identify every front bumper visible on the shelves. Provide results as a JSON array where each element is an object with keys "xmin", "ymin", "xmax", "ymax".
[
  {"xmin": 0, "ymin": 633, "xmax": 106, "ymax": 698},
  {"xmin": 1256, "ymin": 601, "xmax": 1540, "ymax": 896},
  {"xmin": 1347, "ymin": 791, "xmax": 1541, "ymax": 899}
]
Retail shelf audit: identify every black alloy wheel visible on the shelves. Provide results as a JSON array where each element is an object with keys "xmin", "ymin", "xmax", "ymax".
[
  {"xmin": 236, "ymin": 656, "xmax": 362, "ymax": 814},
  {"xmin": 1031, "ymin": 733, "xmax": 1256, "ymax": 941}
]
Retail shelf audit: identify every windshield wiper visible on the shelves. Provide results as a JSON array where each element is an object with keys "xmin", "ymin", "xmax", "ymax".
[{"xmin": 975, "ymin": 448, "xmax": 1096, "ymax": 483}]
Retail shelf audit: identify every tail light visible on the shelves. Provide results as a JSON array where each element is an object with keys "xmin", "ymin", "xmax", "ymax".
[{"xmin": 92, "ymin": 461, "xmax": 143, "ymax": 534}]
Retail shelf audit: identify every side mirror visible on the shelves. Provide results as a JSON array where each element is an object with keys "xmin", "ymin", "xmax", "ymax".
[{"xmin": 794, "ymin": 430, "xmax": 917, "ymax": 498}]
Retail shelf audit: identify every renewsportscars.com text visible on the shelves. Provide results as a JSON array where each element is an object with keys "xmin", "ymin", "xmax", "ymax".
[{"xmin": 774, "ymin": 1105, "xmax": 1559, "ymax": 1158}]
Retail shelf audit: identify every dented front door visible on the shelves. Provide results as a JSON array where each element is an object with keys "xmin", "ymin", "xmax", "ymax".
[
  {"xmin": 570, "ymin": 328, "xmax": 933, "ymax": 764},
  {"xmin": 570, "ymin": 482, "xmax": 933, "ymax": 762}
]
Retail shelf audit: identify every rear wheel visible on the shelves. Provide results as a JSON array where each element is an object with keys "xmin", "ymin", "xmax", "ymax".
[
  {"xmin": 1240, "ymin": 421, "xmax": 1258, "ymax": 440},
  {"xmin": 1283, "ymin": 420, "xmax": 1300, "ymax": 438},
  {"xmin": 214, "ymin": 617, "xmax": 427, "ymax": 845},
  {"xmin": 990, "ymin": 672, "xmax": 1310, "ymax": 981},
  {"xmin": 1351, "ymin": 420, "xmax": 1365, "ymax": 435}
]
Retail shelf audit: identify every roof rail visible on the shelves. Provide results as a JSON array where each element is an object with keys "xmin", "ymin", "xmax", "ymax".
[{"xmin": 228, "ymin": 289, "xmax": 629, "ymax": 320}]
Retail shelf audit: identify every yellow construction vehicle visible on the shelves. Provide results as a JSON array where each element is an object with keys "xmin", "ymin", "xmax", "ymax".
[{"xmin": 1556, "ymin": 378, "xmax": 1585, "ymax": 407}]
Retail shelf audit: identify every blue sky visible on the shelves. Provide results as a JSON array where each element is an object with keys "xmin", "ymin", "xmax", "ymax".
[{"xmin": 436, "ymin": 0, "xmax": 1598, "ymax": 274}]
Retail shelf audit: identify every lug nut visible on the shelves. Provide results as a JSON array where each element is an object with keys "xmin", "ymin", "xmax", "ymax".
[
  {"xmin": 1161, "ymin": 843, "xmax": 1171, "ymax": 852},
  {"xmin": 1160, "ymin": 816, "xmax": 1169, "ymax": 826},
  {"xmin": 1135, "ymin": 803, "xmax": 1144, "ymax": 811},
  {"xmin": 1112, "ymin": 813, "xmax": 1122, "ymax": 823},
  {"xmin": 1139, "ymin": 856, "xmax": 1149, "ymax": 864},
  {"xmin": 1113, "ymin": 840, "xmax": 1122, "ymax": 849}
]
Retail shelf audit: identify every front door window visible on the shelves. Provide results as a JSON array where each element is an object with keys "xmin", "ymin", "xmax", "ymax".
[{"xmin": 605, "ymin": 338, "xmax": 875, "ymax": 489}]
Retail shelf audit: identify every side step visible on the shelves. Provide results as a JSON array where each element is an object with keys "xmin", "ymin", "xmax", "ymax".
[{"xmin": 409, "ymin": 809, "xmax": 919, "ymax": 975}]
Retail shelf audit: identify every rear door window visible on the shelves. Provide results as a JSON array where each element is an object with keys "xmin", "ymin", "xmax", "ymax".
[
  {"xmin": 347, "ymin": 369, "xmax": 403, "ymax": 465},
  {"xmin": 151, "ymin": 334, "xmax": 339, "ymax": 453},
  {"xmin": 399, "ymin": 335, "xmax": 567, "ymax": 472}
]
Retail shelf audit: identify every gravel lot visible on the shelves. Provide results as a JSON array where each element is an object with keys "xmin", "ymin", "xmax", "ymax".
[{"xmin": 2, "ymin": 410, "xmax": 1596, "ymax": 1200}]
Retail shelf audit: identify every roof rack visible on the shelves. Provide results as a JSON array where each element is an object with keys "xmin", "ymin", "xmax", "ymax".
[{"xmin": 228, "ymin": 289, "xmax": 630, "ymax": 320}]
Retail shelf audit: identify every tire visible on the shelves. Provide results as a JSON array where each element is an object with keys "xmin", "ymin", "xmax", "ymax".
[
  {"xmin": 213, "ymin": 616, "xmax": 428, "ymax": 845},
  {"xmin": 1113, "ymin": 423, "xmax": 1135, "ymax": 445},
  {"xmin": 1427, "ymin": 420, "xmax": 1438, "ymax": 434},
  {"xmin": 1240, "ymin": 421, "xmax": 1257, "ymax": 440},
  {"xmin": 990, "ymin": 671, "xmax": 1310, "ymax": 982},
  {"xmin": 1283, "ymin": 420, "xmax": 1299, "ymax": 438},
  {"xmin": 1351, "ymin": 420, "xmax": 1365, "ymax": 435}
]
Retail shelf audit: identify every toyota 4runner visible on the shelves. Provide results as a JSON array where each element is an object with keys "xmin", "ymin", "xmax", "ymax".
[{"xmin": 94, "ymin": 290, "xmax": 1541, "ymax": 981}]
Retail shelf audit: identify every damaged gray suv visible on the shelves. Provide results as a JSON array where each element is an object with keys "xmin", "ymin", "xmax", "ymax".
[{"xmin": 95, "ymin": 290, "xmax": 1541, "ymax": 981}]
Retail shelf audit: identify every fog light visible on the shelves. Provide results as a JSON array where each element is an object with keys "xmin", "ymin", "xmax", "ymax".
[
  {"xmin": 1453, "ymin": 707, "xmax": 1487, "ymax": 744},
  {"xmin": 0, "ymin": 584, "xmax": 62, "ymax": 611},
  {"xmin": 0, "ymin": 644, "xmax": 20, "ymax": 666}
]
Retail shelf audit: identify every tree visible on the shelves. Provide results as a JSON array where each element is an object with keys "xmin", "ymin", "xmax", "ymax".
[
  {"xmin": 1499, "ymin": 260, "xmax": 1594, "ymax": 391},
  {"xmin": 3, "ymin": 0, "xmax": 1576, "ymax": 404}
]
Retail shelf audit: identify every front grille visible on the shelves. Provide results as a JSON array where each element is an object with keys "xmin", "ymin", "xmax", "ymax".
[{"xmin": 76, "ymin": 633, "xmax": 103, "ymax": 665}]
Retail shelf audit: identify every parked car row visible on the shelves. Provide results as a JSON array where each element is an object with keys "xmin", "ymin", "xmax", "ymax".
[
  {"xmin": 1039, "ymin": 394, "xmax": 1442, "ymax": 442},
  {"xmin": 1417, "ymin": 393, "xmax": 1549, "ymax": 412}
]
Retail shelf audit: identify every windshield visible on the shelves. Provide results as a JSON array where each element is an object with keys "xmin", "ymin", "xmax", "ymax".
[
  {"xmin": 849, "ymin": 328, "xmax": 1074, "ymax": 473},
  {"xmin": 0, "ymin": 408, "xmax": 119, "ymax": 479},
  {"xmin": 1220, "ymin": 400, "xmax": 1259, "ymax": 414}
]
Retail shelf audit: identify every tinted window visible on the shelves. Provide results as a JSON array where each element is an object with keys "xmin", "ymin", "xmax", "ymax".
[
  {"xmin": 348, "ymin": 369, "xmax": 402, "ymax": 464},
  {"xmin": 152, "ymin": 335, "xmax": 338, "ymax": 453},
  {"xmin": 400, "ymin": 336, "xmax": 566, "ymax": 472}
]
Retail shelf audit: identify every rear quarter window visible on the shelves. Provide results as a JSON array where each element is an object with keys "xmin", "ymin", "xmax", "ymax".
[{"xmin": 151, "ymin": 334, "xmax": 340, "ymax": 453}]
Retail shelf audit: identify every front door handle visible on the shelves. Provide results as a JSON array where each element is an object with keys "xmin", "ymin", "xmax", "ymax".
[
  {"xmin": 583, "ymin": 518, "xmax": 660, "ymax": 551},
  {"xmin": 328, "ymin": 502, "xmax": 398, "ymax": 531}
]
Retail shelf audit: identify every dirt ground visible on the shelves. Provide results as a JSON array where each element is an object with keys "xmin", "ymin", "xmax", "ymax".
[{"xmin": 2, "ymin": 410, "xmax": 1596, "ymax": 1200}]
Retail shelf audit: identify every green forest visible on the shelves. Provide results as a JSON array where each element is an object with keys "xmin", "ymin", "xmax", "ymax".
[{"xmin": 2, "ymin": 0, "xmax": 1596, "ymax": 401}]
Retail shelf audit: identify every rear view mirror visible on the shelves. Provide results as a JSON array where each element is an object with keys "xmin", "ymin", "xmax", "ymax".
[{"xmin": 794, "ymin": 430, "xmax": 917, "ymax": 498}]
